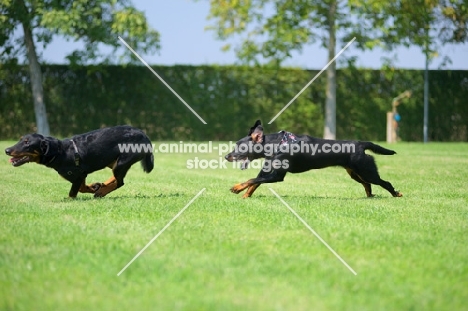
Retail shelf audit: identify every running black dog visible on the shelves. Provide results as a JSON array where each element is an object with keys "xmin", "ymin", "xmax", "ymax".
[
  {"xmin": 5, "ymin": 125, "xmax": 154, "ymax": 198},
  {"xmin": 225, "ymin": 120, "xmax": 402, "ymax": 198}
]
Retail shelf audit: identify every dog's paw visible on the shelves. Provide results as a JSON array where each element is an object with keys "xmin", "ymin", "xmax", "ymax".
[
  {"xmin": 93, "ymin": 184, "xmax": 108, "ymax": 198},
  {"xmin": 94, "ymin": 190, "xmax": 106, "ymax": 198},
  {"xmin": 230, "ymin": 187, "xmax": 241, "ymax": 194},
  {"xmin": 395, "ymin": 191, "xmax": 403, "ymax": 197},
  {"xmin": 230, "ymin": 183, "xmax": 246, "ymax": 194},
  {"xmin": 241, "ymin": 192, "xmax": 252, "ymax": 199},
  {"xmin": 90, "ymin": 183, "xmax": 103, "ymax": 192}
]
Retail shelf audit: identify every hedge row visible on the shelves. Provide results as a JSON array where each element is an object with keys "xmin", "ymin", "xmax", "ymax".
[{"xmin": 0, "ymin": 64, "xmax": 466, "ymax": 141}]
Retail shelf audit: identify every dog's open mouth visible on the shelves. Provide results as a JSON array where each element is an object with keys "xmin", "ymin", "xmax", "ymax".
[{"xmin": 9, "ymin": 156, "xmax": 30, "ymax": 167}]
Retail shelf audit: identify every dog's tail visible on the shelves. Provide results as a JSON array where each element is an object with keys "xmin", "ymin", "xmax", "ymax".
[
  {"xmin": 141, "ymin": 153, "xmax": 154, "ymax": 173},
  {"xmin": 362, "ymin": 142, "xmax": 396, "ymax": 155}
]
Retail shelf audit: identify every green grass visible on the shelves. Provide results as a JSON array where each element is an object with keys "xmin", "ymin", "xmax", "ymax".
[{"xmin": 1, "ymin": 141, "xmax": 467, "ymax": 311}]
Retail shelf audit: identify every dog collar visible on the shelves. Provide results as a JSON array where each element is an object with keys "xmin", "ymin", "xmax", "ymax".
[
  {"xmin": 70, "ymin": 139, "xmax": 81, "ymax": 167},
  {"xmin": 45, "ymin": 156, "xmax": 56, "ymax": 165},
  {"xmin": 42, "ymin": 141, "xmax": 63, "ymax": 166},
  {"xmin": 275, "ymin": 131, "xmax": 298, "ymax": 154}
]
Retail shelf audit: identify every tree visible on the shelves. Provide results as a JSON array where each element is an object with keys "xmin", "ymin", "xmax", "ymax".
[
  {"xmin": 203, "ymin": 0, "xmax": 377, "ymax": 139},
  {"xmin": 352, "ymin": 0, "xmax": 468, "ymax": 49},
  {"xmin": 352, "ymin": 0, "xmax": 468, "ymax": 142},
  {"xmin": 0, "ymin": 0, "xmax": 160, "ymax": 135},
  {"xmin": 204, "ymin": 0, "xmax": 467, "ymax": 139}
]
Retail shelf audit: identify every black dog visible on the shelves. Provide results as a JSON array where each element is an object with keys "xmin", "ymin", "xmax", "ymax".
[
  {"xmin": 225, "ymin": 120, "xmax": 402, "ymax": 198},
  {"xmin": 5, "ymin": 125, "xmax": 154, "ymax": 198}
]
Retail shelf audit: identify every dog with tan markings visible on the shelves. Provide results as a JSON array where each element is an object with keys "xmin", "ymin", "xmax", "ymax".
[{"xmin": 5, "ymin": 125, "xmax": 153, "ymax": 198}]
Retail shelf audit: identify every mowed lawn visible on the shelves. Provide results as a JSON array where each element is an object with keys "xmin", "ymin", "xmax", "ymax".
[{"xmin": 0, "ymin": 141, "xmax": 467, "ymax": 311}]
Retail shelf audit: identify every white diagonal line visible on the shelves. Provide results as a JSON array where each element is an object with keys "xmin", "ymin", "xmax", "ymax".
[
  {"xmin": 118, "ymin": 36, "xmax": 207, "ymax": 124},
  {"xmin": 268, "ymin": 37, "xmax": 356, "ymax": 124},
  {"xmin": 269, "ymin": 188, "xmax": 357, "ymax": 275},
  {"xmin": 117, "ymin": 188, "xmax": 206, "ymax": 276}
]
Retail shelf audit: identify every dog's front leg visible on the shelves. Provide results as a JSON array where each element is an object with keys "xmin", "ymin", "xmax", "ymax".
[
  {"xmin": 68, "ymin": 179, "xmax": 84, "ymax": 198},
  {"xmin": 231, "ymin": 168, "xmax": 286, "ymax": 196},
  {"xmin": 242, "ymin": 184, "xmax": 260, "ymax": 198},
  {"xmin": 241, "ymin": 169, "xmax": 270, "ymax": 198}
]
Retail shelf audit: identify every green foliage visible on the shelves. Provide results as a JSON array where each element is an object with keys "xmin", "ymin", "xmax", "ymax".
[
  {"xmin": 1, "ymin": 141, "xmax": 467, "ymax": 310},
  {"xmin": 205, "ymin": 0, "xmax": 365, "ymax": 64},
  {"xmin": 204, "ymin": 0, "xmax": 468, "ymax": 64},
  {"xmin": 352, "ymin": 0, "xmax": 468, "ymax": 58},
  {"xmin": 0, "ymin": 0, "xmax": 160, "ymax": 64},
  {"xmin": 0, "ymin": 63, "xmax": 466, "ymax": 141}
]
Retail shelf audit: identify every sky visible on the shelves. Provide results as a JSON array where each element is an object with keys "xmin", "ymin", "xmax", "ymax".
[{"xmin": 38, "ymin": 0, "xmax": 468, "ymax": 70}]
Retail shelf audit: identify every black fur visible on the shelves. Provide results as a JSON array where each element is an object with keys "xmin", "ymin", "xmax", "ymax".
[
  {"xmin": 225, "ymin": 120, "xmax": 402, "ymax": 198},
  {"xmin": 5, "ymin": 125, "xmax": 154, "ymax": 198}
]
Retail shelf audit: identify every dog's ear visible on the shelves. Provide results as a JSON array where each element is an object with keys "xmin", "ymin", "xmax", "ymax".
[
  {"xmin": 248, "ymin": 120, "xmax": 262, "ymax": 136},
  {"xmin": 40, "ymin": 137, "xmax": 60, "ymax": 156},
  {"xmin": 250, "ymin": 125, "xmax": 263, "ymax": 143}
]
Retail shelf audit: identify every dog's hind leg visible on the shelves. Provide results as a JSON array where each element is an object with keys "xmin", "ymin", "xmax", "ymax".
[
  {"xmin": 353, "ymin": 158, "xmax": 402, "ymax": 197},
  {"xmin": 94, "ymin": 155, "xmax": 141, "ymax": 197},
  {"xmin": 94, "ymin": 174, "xmax": 122, "ymax": 198},
  {"xmin": 373, "ymin": 178, "xmax": 402, "ymax": 197},
  {"xmin": 76, "ymin": 179, "xmax": 100, "ymax": 194},
  {"xmin": 346, "ymin": 168, "xmax": 373, "ymax": 197},
  {"xmin": 93, "ymin": 176, "xmax": 118, "ymax": 198}
]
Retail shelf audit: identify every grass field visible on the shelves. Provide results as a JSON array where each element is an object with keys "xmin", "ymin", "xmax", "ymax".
[{"xmin": 0, "ymin": 141, "xmax": 467, "ymax": 310}]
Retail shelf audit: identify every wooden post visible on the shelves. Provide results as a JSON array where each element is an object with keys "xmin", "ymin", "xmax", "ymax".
[
  {"xmin": 387, "ymin": 112, "xmax": 395, "ymax": 143},
  {"xmin": 387, "ymin": 90, "xmax": 411, "ymax": 143}
]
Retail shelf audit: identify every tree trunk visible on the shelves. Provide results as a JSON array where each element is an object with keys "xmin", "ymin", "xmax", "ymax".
[
  {"xmin": 423, "ymin": 27, "xmax": 429, "ymax": 143},
  {"xmin": 20, "ymin": 1, "xmax": 50, "ymax": 136},
  {"xmin": 324, "ymin": 1, "xmax": 337, "ymax": 139}
]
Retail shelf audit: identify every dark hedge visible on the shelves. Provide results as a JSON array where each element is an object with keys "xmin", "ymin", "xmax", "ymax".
[{"xmin": 0, "ymin": 64, "xmax": 466, "ymax": 141}]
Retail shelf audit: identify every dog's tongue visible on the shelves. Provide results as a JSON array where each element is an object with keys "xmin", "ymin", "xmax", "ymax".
[{"xmin": 241, "ymin": 159, "xmax": 250, "ymax": 170}]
